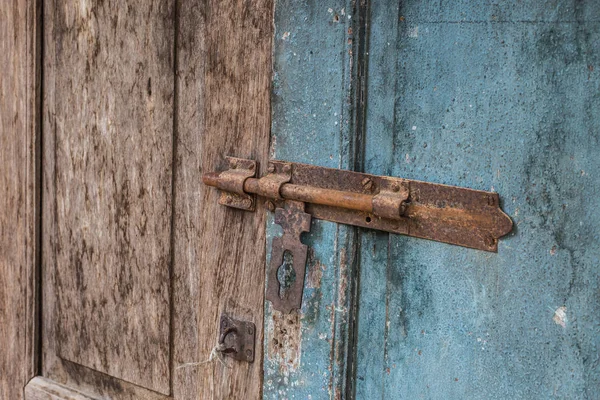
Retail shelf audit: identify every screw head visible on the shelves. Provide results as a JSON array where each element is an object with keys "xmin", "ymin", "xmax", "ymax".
[
  {"xmin": 246, "ymin": 349, "xmax": 252, "ymax": 358},
  {"xmin": 485, "ymin": 236, "xmax": 496, "ymax": 247},
  {"xmin": 282, "ymin": 164, "xmax": 291, "ymax": 173},
  {"xmin": 248, "ymin": 163, "xmax": 255, "ymax": 171},
  {"xmin": 225, "ymin": 196, "xmax": 232, "ymax": 204},
  {"xmin": 391, "ymin": 182, "xmax": 400, "ymax": 192},
  {"xmin": 230, "ymin": 159, "xmax": 238, "ymax": 169},
  {"xmin": 361, "ymin": 178, "xmax": 373, "ymax": 192},
  {"xmin": 247, "ymin": 325, "xmax": 254, "ymax": 335},
  {"xmin": 267, "ymin": 164, "xmax": 276, "ymax": 173}
]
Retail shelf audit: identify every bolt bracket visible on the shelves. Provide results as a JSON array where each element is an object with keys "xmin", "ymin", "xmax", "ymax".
[{"xmin": 216, "ymin": 156, "xmax": 257, "ymax": 211}]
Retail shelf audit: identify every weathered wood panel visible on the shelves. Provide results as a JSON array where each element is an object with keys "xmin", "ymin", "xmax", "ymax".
[
  {"xmin": 173, "ymin": 0, "xmax": 273, "ymax": 398},
  {"xmin": 355, "ymin": 1, "xmax": 600, "ymax": 398},
  {"xmin": 264, "ymin": 1, "xmax": 360, "ymax": 398},
  {"xmin": 0, "ymin": 0, "xmax": 41, "ymax": 398},
  {"xmin": 42, "ymin": 0, "xmax": 174, "ymax": 395}
]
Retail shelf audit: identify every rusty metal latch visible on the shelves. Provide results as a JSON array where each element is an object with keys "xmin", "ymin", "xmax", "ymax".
[
  {"xmin": 219, "ymin": 314, "xmax": 256, "ymax": 363},
  {"xmin": 203, "ymin": 156, "xmax": 513, "ymax": 313}
]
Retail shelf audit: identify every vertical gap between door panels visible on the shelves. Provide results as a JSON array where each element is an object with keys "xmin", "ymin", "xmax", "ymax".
[
  {"xmin": 35, "ymin": 0, "xmax": 44, "ymax": 379},
  {"xmin": 168, "ymin": 0, "xmax": 181, "ymax": 394},
  {"xmin": 346, "ymin": 0, "xmax": 372, "ymax": 398}
]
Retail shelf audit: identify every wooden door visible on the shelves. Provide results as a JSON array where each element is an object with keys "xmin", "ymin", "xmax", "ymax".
[
  {"xmin": 24, "ymin": 0, "xmax": 272, "ymax": 399},
  {"xmin": 6, "ymin": 1, "xmax": 600, "ymax": 399},
  {"xmin": 264, "ymin": 1, "xmax": 600, "ymax": 399}
]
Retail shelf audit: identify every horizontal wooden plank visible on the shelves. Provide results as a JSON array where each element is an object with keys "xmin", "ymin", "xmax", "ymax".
[{"xmin": 25, "ymin": 378, "xmax": 96, "ymax": 400}]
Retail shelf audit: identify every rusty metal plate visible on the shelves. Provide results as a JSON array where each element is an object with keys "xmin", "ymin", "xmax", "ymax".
[
  {"xmin": 266, "ymin": 200, "xmax": 312, "ymax": 313},
  {"xmin": 217, "ymin": 157, "xmax": 256, "ymax": 211},
  {"xmin": 204, "ymin": 158, "xmax": 512, "ymax": 252},
  {"xmin": 271, "ymin": 161, "xmax": 512, "ymax": 252},
  {"xmin": 219, "ymin": 314, "xmax": 256, "ymax": 363}
]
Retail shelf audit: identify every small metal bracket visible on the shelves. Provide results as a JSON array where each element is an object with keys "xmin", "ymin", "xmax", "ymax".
[
  {"xmin": 266, "ymin": 200, "xmax": 311, "ymax": 313},
  {"xmin": 372, "ymin": 179, "xmax": 410, "ymax": 219},
  {"xmin": 216, "ymin": 157, "xmax": 257, "ymax": 211},
  {"xmin": 219, "ymin": 314, "xmax": 256, "ymax": 363},
  {"xmin": 253, "ymin": 161, "xmax": 292, "ymax": 199}
]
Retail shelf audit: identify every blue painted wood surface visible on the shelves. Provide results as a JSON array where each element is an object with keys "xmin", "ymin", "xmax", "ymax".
[
  {"xmin": 355, "ymin": 1, "xmax": 600, "ymax": 399},
  {"xmin": 268, "ymin": 1, "xmax": 600, "ymax": 398},
  {"xmin": 264, "ymin": 1, "xmax": 358, "ymax": 398}
]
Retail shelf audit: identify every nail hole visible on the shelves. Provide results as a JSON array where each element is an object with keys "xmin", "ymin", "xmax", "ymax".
[{"xmin": 366, "ymin": 216, "xmax": 372, "ymax": 223}]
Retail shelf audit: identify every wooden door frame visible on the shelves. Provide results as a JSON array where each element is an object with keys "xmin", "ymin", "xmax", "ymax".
[{"xmin": 0, "ymin": 0, "xmax": 42, "ymax": 398}]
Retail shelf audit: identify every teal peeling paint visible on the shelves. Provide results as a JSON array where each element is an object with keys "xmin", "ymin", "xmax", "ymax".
[
  {"xmin": 267, "ymin": 0, "xmax": 600, "ymax": 399},
  {"xmin": 264, "ymin": 0, "xmax": 357, "ymax": 398},
  {"xmin": 355, "ymin": 1, "xmax": 600, "ymax": 399}
]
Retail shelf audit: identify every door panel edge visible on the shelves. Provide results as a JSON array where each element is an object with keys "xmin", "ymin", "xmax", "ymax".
[
  {"xmin": 25, "ymin": 377, "xmax": 97, "ymax": 400},
  {"xmin": 0, "ymin": 0, "xmax": 42, "ymax": 398}
]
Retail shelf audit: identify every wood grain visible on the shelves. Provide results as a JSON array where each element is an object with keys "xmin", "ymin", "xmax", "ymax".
[
  {"xmin": 0, "ymin": 0, "xmax": 41, "ymax": 398},
  {"xmin": 25, "ymin": 378, "xmax": 95, "ymax": 400},
  {"xmin": 42, "ymin": 0, "xmax": 174, "ymax": 395},
  {"xmin": 173, "ymin": 0, "xmax": 273, "ymax": 398},
  {"xmin": 38, "ymin": 0, "xmax": 272, "ymax": 398}
]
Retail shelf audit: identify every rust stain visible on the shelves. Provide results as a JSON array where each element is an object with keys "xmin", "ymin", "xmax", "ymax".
[
  {"xmin": 327, "ymin": 304, "xmax": 336, "ymax": 398},
  {"xmin": 302, "ymin": 247, "xmax": 324, "ymax": 327},
  {"xmin": 306, "ymin": 250, "xmax": 324, "ymax": 289},
  {"xmin": 267, "ymin": 310, "xmax": 302, "ymax": 373},
  {"xmin": 332, "ymin": 247, "xmax": 352, "ymax": 400},
  {"xmin": 338, "ymin": 248, "xmax": 349, "ymax": 306}
]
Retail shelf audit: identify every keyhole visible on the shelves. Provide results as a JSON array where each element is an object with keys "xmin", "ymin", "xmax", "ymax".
[{"xmin": 277, "ymin": 250, "xmax": 296, "ymax": 299}]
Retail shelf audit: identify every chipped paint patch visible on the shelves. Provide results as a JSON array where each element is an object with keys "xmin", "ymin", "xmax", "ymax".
[
  {"xmin": 553, "ymin": 306, "xmax": 567, "ymax": 328},
  {"xmin": 306, "ymin": 255, "xmax": 324, "ymax": 289},
  {"xmin": 267, "ymin": 310, "xmax": 302, "ymax": 373},
  {"xmin": 408, "ymin": 26, "xmax": 419, "ymax": 38}
]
